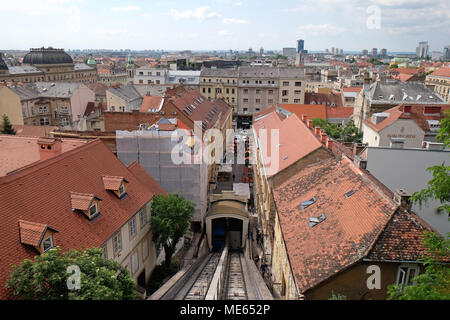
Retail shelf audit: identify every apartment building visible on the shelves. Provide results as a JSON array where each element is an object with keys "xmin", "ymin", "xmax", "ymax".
[
  {"xmin": 0, "ymin": 139, "xmax": 166, "ymax": 298},
  {"xmin": 425, "ymin": 67, "xmax": 450, "ymax": 103},
  {"xmin": 200, "ymin": 68, "xmax": 239, "ymax": 112},
  {"xmin": 279, "ymin": 68, "xmax": 306, "ymax": 105}
]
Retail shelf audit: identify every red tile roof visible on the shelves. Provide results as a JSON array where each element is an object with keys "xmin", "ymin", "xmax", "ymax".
[
  {"xmin": 429, "ymin": 67, "xmax": 450, "ymax": 78},
  {"xmin": 305, "ymin": 92, "xmax": 344, "ymax": 107},
  {"xmin": 394, "ymin": 73, "xmax": 415, "ymax": 82},
  {"xmin": 12, "ymin": 125, "xmax": 57, "ymax": 138},
  {"xmin": 364, "ymin": 104, "xmax": 450, "ymax": 133},
  {"xmin": 102, "ymin": 176, "xmax": 127, "ymax": 191},
  {"xmin": 165, "ymin": 87, "xmax": 232, "ymax": 131},
  {"xmin": 70, "ymin": 192, "xmax": 99, "ymax": 211},
  {"xmin": 18, "ymin": 220, "xmax": 53, "ymax": 247},
  {"xmin": 279, "ymin": 104, "xmax": 354, "ymax": 120},
  {"xmin": 253, "ymin": 109, "xmax": 323, "ymax": 178},
  {"xmin": 272, "ymin": 156, "xmax": 398, "ymax": 293},
  {"xmin": 140, "ymin": 95, "xmax": 164, "ymax": 113},
  {"xmin": 0, "ymin": 139, "xmax": 165, "ymax": 299},
  {"xmin": 366, "ymin": 208, "xmax": 448, "ymax": 262},
  {"xmin": 342, "ymin": 87, "xmax": 363, "ymax": 93},
  {"xmin": 0, "ymin": 135, "xmax": 88, "ymax": 177}
]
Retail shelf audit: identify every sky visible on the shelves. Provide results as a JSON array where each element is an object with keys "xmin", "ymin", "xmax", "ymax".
[{"xmin": 1, "ymin": 0, "xmax": 449, "ymax": 52}]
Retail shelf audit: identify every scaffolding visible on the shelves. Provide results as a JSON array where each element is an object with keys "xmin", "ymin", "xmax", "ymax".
[{"xmin": 116, "ymin": 129, "xmax": 208, "ymax": 223}]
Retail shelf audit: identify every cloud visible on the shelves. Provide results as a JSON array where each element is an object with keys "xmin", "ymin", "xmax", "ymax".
[
  {"xmin": 223, "ymin": 18, "xmax": 249, "ymax": 25},
  {"xmin": 218, "ymin": 29, "xmax": 233, "ymax": 36},
  {"xmin": 169, "ymin": 7, "xmax": 219, "ymax": 22},
  {"xmin": 110, "ymin": 6, "xmax": 140, "ymax": 12},
  {"xmin": 297, "ymin": 24, "xmax": 346, "ymax": 37}
]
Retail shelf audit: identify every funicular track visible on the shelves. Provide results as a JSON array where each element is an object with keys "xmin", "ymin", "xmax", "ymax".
[
  {"xmin": 183, "ymin": 251, "xmax": 222, "ymax": 300},
  {"xmin": 223, "ymin": 251, "xmax": 248, "ymax": 300}
]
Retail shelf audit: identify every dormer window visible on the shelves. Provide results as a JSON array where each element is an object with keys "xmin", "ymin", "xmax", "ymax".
[
  {"xmin": 43, "ymin": 236, "xmax": 54, "ymax": 253},
  {"xmin": 89, "ymin": 203, "xmax": 99, "ymax": 217},
  {"xmin": 70, "ymin": 192, "xmax": 102, "ymax": 220},
  {"xmin": 102, "ymin": 176, "xmax": 129, "ymax": 199},
  {"xmin": 19, "ymin": 220, "xmax": 59, "ymax": 254}
]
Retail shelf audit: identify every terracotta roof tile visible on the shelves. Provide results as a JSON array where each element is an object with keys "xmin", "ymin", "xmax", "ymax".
[
  {"xmin": 102, "ymin": 176, "xmax": 127, "ymax": 191},
  {"xmin": 140, "ymin": 95, "xmax": 164, "ymax": 112},
  {"xmin": 429, "ymin": 67, "xmax": 450, "ymax": 78},
  {"xmin": 273, "ymin": 157, "xmax": 398, "ymax": 293},
  {"xmin": 70, "ymin": 192, "xmax": 98, "ymax": 211},
  {"xmin": 18, "ymin": 220, "xmax": 48, "ymax": 247},
  {"xmin": 0, "ymin": 139, "xmax": 165, "ymax": 299}
]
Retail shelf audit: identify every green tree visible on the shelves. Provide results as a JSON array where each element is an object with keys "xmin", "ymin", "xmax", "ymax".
[
  {"xmin": 7, "ymin": 247, "xmax": 136, "ymax": 300},
  {"xmin": 1, "ymin": 114, "xmax": 16, "ymax": 135},
  {"xmin": 410, "ymin": 110, "xmax": 450, "ymax": 215},
  {"xmin": 387, "ymin": 232, "xmax": 450, "ymax": 300},
  {"xmin": 390, "ymin": 63, "xmax": 399, "ymax": 69},
  {"xmin": 311, "ymin": 118, "xmax": 363, "ymax": 143},
  {"xmin": 150, "ymin": 194, "xmax": 195, "ymax": 268}
]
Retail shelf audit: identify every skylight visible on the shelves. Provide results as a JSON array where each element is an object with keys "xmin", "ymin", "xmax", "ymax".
[
  {"xmin": 345, "ymin": 190, "xmax": 356, "ymax": 198},
  {"xmin": 308, "ymin": 214, "xmax": 326, "ymax": 228},
  {"xmin": 300, "ymin": 197, "xmax": 317, "ymax": 210}
]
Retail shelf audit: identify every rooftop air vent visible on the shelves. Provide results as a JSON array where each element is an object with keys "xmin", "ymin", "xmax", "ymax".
[
  {"xmin": 345, "ymin": 190, "xmax": 356, "ymax": 198},
  {"xmin": 300, "ymin": 197, "xmax": 317, "ymax": 210},
  {"xmin": 308, "ymin": 214, "xmax": 326, "ymax": 228}
]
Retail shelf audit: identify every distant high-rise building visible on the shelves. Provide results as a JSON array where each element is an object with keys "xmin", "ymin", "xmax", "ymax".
[
  {"xmin": 362, "ymin": 49, "xmax": 369, "ymax": 56},
  {"xmin": 325, "ymin": 49, "xmax": 329, "ymax": 54},
  {"xmin": 297, "ymin": 39, "xmax": 305, "ymax": 53},
  {"xmin": 416, "ymin": 41, "xmax": 429, "ymax": 58},
  {"xmin": 339, "ymin": 48, "xmax": 343, "ymax": 55},
  {"xmin": 380, "ymin": 48, "xmax": 387, "ymax": 57},
  {"xmin": 283, "ymin": 48, "xmax": 297, "ymax": 58},
  {"xmin": 444, "ymin": 45, "xmax": 450, "ymax": 60},
  {"xmin": 260, "ymin": 47, "xmax": 264, "ymax": 57},
  {"xmin": 372, "ymin": 48, "xmax": 378, "ymax": 57},
  {"xmin": 331, "ymin": 47, "xmax": 335, "ymax": 55}
]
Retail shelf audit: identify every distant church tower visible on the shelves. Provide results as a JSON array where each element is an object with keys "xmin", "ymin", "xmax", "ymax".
[
  {"xmin": 126, "ymin": 53, "xmax": 135, "ymax": 83},
  {"xmin": 86, "ymin": 53, "xmax": 97, "ymax": 69}
]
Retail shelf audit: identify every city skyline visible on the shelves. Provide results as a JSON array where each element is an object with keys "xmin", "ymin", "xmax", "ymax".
[{"xmin": 1, "ymin": 0, "xmax": 449, "ymax": 52}]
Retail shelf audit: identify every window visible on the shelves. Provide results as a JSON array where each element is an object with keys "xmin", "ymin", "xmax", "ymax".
[
  {"xmin": 282, "ymin": 98, "xmax": 289, "ymax": 103},
  {"xmin": 243, "ymin": 98, "xmax": 249, "ymax": 103},
  {"xmin": 40, "ymin": 117, "xmax": 50, "ymax": 126},
  {"xmin": 282, "ymin": 90, "xmax": 289, "ymax": 96},
  {"xmin": 43, "ymin": 236, "xmax": 54, "ymax": 253},
  {"xmin": 140, "ymin": 210, "xmax": 148, "ymax": 228},
  {"xmin": 244, "ymin": 89, "xmax": 249, "ymax": 94},
  {"xmin": 101, "ymin": 246, "xmax": 107, "ymax": 259},
  {"xmin": 202, "ymin": 88, "xmax": 206, "ymax": 93},
  {"xmin": 156, "ymin": 72, "xmax": 161, "ymax": 76},
  {"xmin": 283, "ymin": 81, "xmax": 289, "ymax": 86},
  {"xmin": 396, "ymin": 265, "xmax": 420, "ymax": 287},
  {"xmin": 38, "ymin": 106, "xmax": 48, "ymax": 113},
  {"xmin": 129, "ymin": 217, "xmax": 136, "ymax": 239},
  {"xmin": 295, "ymin": 81, "xmax": 302, "ymax": 87},
  {"xmin": 142, "ymin": 240, "xmax": 149, "ymax": 261},
  {"xmin": 62, "ymin": 118, "xmax": 69, "ymax": 126},
  {"xmin": 294, "ymin": 90, "xmax": 302, "ymax": 95},
  {"xmin": 256, "ymin": 99, "xmax": 261, "ymax": 104},
  {"xmin": 119, "ymin": 184, "xmax": 126, "ymax": 197},
  {"xmin": 232, "ymin": 89, "xmax": 235, "ymax": 94},
  {"xmin": 113, "ymin": 232, "xmax": 122, "ymax": 254},
  {"xmin": 208, "ymin": 88, "xmax": 211, "ymax": 93},
  {"xmin": 131, "ymin": 251, "xmax": 139, "ymax": 274},
  {"xmin": 294, "ymin": 99, "xmax": 301, "ymax": 103},
  {"xmin": 89, "ymin": 203, "xmax": 98, "ymax": 217},
  {"xmin": 60, "ymin": 106, "xmax": 68, "ymax": 113},
  {"xmin": 268, "ymin": 99, "xmax": 273, "ymax": 104},
  {"xmin": 268, "ymin": 90, "xmax": 273, "ymax": 95},
  {"xmin": 256, "ymin": 89, "xmax": 260, "ymax": 94}
]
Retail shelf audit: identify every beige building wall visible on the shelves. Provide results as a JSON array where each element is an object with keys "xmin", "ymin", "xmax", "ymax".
[
  {"xmin": 200, "ymin": 76, "xmax": 238, "ymax": 112},
  {"xmin": 106, "ymin": 90, "xmax": 127, "ymax": 112},
  {"xmin": 271, "ymin": 212, "xmax": 301, "ymax": 300},
  {"xmin": 0, "ymin": 87, "xmax": 24, "ymax": 126},
  {"xmin": 278, "ymin": 79, "xmax": 305, "ymax": 104},
  {"xmin": 102, "ymin": 200, "xmax": 157, "ymax": 285},
  {"xmin": 363, "ymin": 119, "xmax": 425, "ymax": 148},
  {"xmin": 426, "ymin": 75, "xmax": 450, "ymax": 103}
]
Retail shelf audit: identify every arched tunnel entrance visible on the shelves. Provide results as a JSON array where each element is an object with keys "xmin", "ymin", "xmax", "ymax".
[
  {"xmin": 211, "ymin": 217, "xmax": 244, "ymax": 251},
  {"xmin": 205, "ymin": 192, "xmax": 249, "ymax": 253}
]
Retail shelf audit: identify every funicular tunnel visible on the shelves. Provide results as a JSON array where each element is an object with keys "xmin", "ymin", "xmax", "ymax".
[{"xmin": 205, "ymin": 194, "xmax": 249, "ymax": 252}]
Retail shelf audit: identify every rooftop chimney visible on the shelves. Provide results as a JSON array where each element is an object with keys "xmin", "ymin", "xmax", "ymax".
[
  {"xmin": 302, "ymin": 114, "xmax": 308, "ymax": 123},
  {"xmin": 315, "ymin": 126, "xmax": 321, "ymax": 136},
  {"xmin": 308, "ymin": 119, "xmax": 314, "ymax": 129},
  {"xmin": 327, "ymin": 138, "xmax": 334, "ymax": 150},
  {"xmin": 37, "ymin": 138, "xmax": 62, "ymax": 161},
  {"xmin": 393, "ymin": 189, "xmax": 412, "ymax": 211},
  {"xmin": 321, "ymin": 132, "xmax": 327, "ymax": 144}
]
